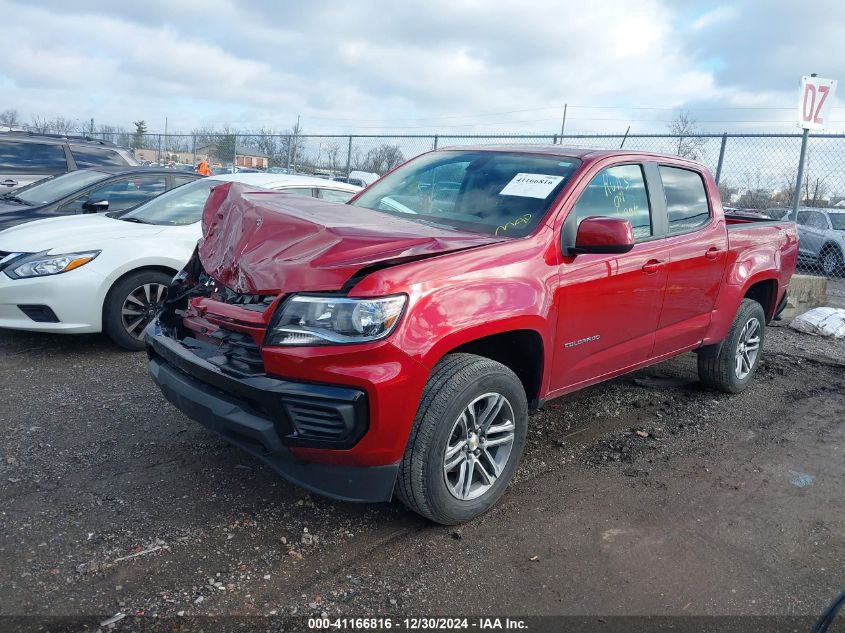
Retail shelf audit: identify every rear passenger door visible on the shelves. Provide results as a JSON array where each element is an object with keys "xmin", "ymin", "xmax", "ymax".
[
  {"xmin": 650, "ymin": 164, "xmax": 728, "ymax": 358},
  {"xmin": 801, "ymin": 210, "xmax": 829, "ymax": 257}
]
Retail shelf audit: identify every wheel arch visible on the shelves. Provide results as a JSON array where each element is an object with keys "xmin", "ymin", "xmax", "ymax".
[
  {"xmin": 100, "ymin": 265, "xmax": 179, "ymax": 321},
  {"xmin": 429, "ymin": 328, "xmax": 546, "ymax": 409}
]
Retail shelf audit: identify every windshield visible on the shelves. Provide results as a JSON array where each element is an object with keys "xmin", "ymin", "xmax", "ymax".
[
  {"xmin": 830, "ymin": 214, "xmax": 845, "ymax": 230},
  {"xmin": 9, "ymin": 170, "xmax": 110, "ymax": 205},
  {"xmin": 116, "ymin": 178, "xmax": 219, "ymax": 225},
  {"xmin": 350, "ymin": 151, "xmax": 581, "ymax": 237}
]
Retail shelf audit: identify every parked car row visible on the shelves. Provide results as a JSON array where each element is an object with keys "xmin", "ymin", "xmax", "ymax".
[
  {"xmin": 0, "ymin": 174, "xmax": 361, "ymax": 348},
  {"xmin": 0, "ymin": 131, "xmax": 139, "ymax": 194}
]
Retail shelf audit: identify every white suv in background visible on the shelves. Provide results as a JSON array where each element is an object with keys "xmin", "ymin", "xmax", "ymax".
[{"xmin": 796, "ymin": 208, "xmax": 845, "ymax": 276}]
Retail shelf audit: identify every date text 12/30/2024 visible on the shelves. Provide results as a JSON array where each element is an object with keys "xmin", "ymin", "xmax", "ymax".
[{"xmin": 308, "ymin": 617, "xmax": 529, "ymax": 630}]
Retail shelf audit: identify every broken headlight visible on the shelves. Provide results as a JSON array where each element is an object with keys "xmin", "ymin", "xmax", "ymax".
[{"xmin": 265, "ymin": 294, "xmax": 407, "ymax": 346}]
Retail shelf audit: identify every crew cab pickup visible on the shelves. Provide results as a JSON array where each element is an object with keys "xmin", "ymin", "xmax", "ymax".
[{"xmin": 146, "ymin": 146, "xmax": 798, "ymax": 524}]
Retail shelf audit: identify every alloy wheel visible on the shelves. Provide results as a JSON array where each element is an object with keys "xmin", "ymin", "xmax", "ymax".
[
  {"xmin": 735, "ymin": 317, "xmax": 761, "ymax": 380},
  {"xmin": 121, "ymin": 282, "xmax": 167, "ymax": 340},
  {"xmin": 443, "ymin": 392, "xmax": 516, "ymax": 501},
  {"xmin": 822, "ymin": 250, "xmax": 841, "ymax": 277}
]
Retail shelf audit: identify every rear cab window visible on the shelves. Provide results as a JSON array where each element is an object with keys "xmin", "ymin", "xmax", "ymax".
[
  {"xmin": 658, "ymin": 166, "xmax": 711, "ymax": 234},
  {"xmin": 572, "ymin": 164, "xmax": 652, "ymax": 240},
  {"xmin": 0, "ymin": 140, "xmax": 68, "ymax": 174}
]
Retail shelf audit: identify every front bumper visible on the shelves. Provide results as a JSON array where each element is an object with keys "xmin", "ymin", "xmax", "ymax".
[
  {"xmin": 0, "ymin": 265, "xmax": 106, "ymax": 333},
  {"xmin": 146, "ymin": 326, "xmax": 399, "ymax": 503}
]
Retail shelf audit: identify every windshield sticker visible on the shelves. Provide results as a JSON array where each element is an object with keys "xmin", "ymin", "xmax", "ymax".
[
  {"xmin": 495, "ymin": 214, "xmax": 532, "ymax": 236},
  {"xmin": 499, "ymin": 173, "xmax": 564, "ymax": 199}
]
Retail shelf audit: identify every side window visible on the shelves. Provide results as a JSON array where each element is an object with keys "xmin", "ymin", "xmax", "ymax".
[
  {"xmin": 279, "ymin": 187, "xmax": 315, "ymax": 197},
  {"xmin": 809, "ymin": 212, "xmax": 828, "ymax": 229},
  {"xmin": 797, "ymin": 210, "xmax": 811, "ymax": 225},
  {"xmin": 0, "ymin": 141, "xmax": 68, "ymax": 173},
  {"xmin": 64, "ymin": 175, "xmax": 167, "ymax": 212},
  {"xmin": 70, "ymin": 146, "xmax": 129, "ymax": 168},
  {"xmin": 173, "ymin": 175, "xmax": 198, "ymax": 188},
  {"xmin": 572, "ymin": 164, "xmax": 652, "ymax": 240},
  {"xmin": 318, "ymin": 188, "xmax": 355, "ymax": 203},
  {"xmin": 659, "ymin": 166, "xmax": 710, "ymax": 233}
]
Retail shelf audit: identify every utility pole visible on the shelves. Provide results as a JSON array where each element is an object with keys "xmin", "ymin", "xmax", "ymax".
[{"xmin": 558, "ymin": 104, "xmax": 567, "ymax": 144}]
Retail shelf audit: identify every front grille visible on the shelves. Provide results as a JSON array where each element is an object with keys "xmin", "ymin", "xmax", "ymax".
[
  {"xmin": 207, "ymin": 327, "xmax": 265, "ymax": 375},
  {"xmin": 282, "ymin": 396, "xmax": 358, "ymax": 442}
]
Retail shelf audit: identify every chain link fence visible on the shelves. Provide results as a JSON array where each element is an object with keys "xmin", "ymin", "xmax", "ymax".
[{"xmin": 93, "ymin": 130, "xmax": 845, "ymax": 282}]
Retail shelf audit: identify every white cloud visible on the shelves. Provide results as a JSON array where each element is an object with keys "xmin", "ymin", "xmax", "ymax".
[
  {"xmin": 0, "ymin": 0, "xmax": 840, "ymax": 135},
  {"xmin": 690, "ymin": 6, "xmax": 740, "ymax": 30}
]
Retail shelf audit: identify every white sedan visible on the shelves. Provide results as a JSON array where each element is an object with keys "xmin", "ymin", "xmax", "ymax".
[{"xmin": 0, "ymin": 174, "xmax": 360, "ymax": 350}]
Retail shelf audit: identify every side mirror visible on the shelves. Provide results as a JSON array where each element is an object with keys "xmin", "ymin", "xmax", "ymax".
[
  {"xmin": 572, "ymin": 216, "xmax": 635, "ymax": 254},
  {"xmin": 82, "ymin": 199, "xmax": 109, "ymax": 213}
]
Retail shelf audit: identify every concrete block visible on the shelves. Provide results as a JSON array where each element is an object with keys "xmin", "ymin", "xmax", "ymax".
[{"xmin": 780, "ymin": 274, "xmax": 828, "ymax": 321}]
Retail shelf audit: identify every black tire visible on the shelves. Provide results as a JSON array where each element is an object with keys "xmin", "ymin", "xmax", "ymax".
[
  {"xmin": 396, "ymin": 353, "xmax": 528, "ymax": 525},
  {"xmin": 821, "ymin": 245, "xmax": 845, "ymax": 277},
  {"xmin": 103, "ymin": 269, "xmax": 171, "ymax": 351},
  {"xmin": 698, "ymin": 298, "xmax": 766, "ymax": 394}
]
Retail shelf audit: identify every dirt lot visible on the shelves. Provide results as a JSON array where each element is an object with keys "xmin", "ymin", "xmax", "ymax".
[{"xmin": 1, "ymin": 324, "xmax": 843, "ymax": 629}]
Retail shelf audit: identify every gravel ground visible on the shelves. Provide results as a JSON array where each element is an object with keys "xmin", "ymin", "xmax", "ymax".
[{"xmin": 0, "ymin": 324, "xmax": 843, "ymax": 630}]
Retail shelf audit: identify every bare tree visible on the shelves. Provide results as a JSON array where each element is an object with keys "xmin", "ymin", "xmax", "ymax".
[
  {"xmin": 358, "ymin": 144, "xmax": 404, "ymax": 174},
  {"xmin": 0, "ymin": 109, "xmax": 21, "ymax": 128},
  {"xmin": 30, "ymin": 115, "xmax": 50, "ymax": 133},
  {"xmin": 50, "ymin": 116, "xmax": 77, "ymax": 135},
  {"xmin": 667, "ymin": 110, "xmax": 707, "ymax": 160}
]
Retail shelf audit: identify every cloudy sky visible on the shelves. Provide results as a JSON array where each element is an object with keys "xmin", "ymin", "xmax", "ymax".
[{"xmin": 1, "ymin": 0, "xmax": 843, "ymax": 135}]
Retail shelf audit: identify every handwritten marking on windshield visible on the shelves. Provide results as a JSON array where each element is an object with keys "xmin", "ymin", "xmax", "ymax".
[{"xmin": 495, "ymin": 214, "xmax": 532, "ymax": 236}]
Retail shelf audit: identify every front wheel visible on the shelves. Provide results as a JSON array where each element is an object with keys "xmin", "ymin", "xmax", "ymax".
[
  {"xmin": 103, "ymin": 269, "xmax": 171, "ymax": 351},
  {"xmin": 396, "ymin": 353, "xmax": 528, "ymax": 524},
  {"xmin": 698, "ymin": 298, "xmax": 766, "ymax": 394}
]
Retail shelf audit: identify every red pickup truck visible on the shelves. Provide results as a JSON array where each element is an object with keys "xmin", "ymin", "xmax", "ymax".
[{"xmin": 147, "ymin": 146, "xmax": 798, "ymax": 524}]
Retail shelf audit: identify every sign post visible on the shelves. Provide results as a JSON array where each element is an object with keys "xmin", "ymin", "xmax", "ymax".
[{"xmin": 792, "ymin": 74, "xmax": 837, "ymax": 221}]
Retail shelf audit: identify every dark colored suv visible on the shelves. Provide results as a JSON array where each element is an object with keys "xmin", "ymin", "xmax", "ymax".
[{"xmin": 0, "ymin": 132, "xmax": 139, "ymax": 194}]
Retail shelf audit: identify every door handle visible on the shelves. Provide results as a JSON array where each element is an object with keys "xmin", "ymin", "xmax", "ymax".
[
  {"xmin": 705, "ymin": 247, "xmax": 723, "ymax": 260},
  {"xmin": 1, "ymin": 179, "xmax": 18, "ymax": 187},
  {"xmin": 642, "ymin": 259, "xmax": 664, "ymax": 274}
]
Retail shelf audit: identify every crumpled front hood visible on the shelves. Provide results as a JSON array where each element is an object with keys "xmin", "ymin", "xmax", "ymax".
[{"xmin": 198, "ymin": 182, "xmax": 502, "ymax": 294}]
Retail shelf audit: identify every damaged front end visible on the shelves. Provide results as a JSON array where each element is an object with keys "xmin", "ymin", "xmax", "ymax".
[{"xmin": 155, "ymin": 247, "xmax": 277, "ymax": 377}]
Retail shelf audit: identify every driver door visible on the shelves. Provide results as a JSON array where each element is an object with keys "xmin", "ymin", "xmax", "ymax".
[{"xmin": 549, "ymin": 162, "xmax": 669, "ymax": 394}]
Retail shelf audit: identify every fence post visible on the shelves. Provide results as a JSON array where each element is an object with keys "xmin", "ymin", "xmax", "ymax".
[
  {"xmin": 286, "ymin": 135, "xmax": 292, "ymax": 171},
  {"xmin": 552, "ymin": 135, "xmax": 558, "ymax": 144},
  {"xmin": 433, "ymin": 135, "xmax": 439, "ymax": 150},
  {"xmin": 346, "ymin": 136, "xmax": 353, "ymax": 177},
  {"xmin": 191, "ymin": 134, "xmax": 196, "ymax": 166},
  {"xmin": 714, "ymin": 133, "xmax": 728, "ymax": 185},
  {"xmin": 157, "ymin": 134, "xmax": 162, "ymax": 164},
  {"xmin": 791, "ymin": 129, "xmax": 810, "ymax": 222}
]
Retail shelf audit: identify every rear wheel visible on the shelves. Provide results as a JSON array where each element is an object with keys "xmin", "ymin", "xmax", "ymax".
[
  {"xmin": 396, "ymin": 353, "xmax": 528, "ymax": 524},
  {"xmin": 698, "ymin": 298, "xmax": 766, "ymax": 393},
  {"xmin": 821, "ymin": 246, "xmax": 845, "ymax": 277},
  {"xmin": 103, "ymin": 270, "xmax": 171, "ymax": 351}
]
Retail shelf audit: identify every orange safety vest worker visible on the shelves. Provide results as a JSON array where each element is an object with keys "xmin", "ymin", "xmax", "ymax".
[{"xmin": 196, "ymin": 160, "xmax": 211, "ymax": 176}]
